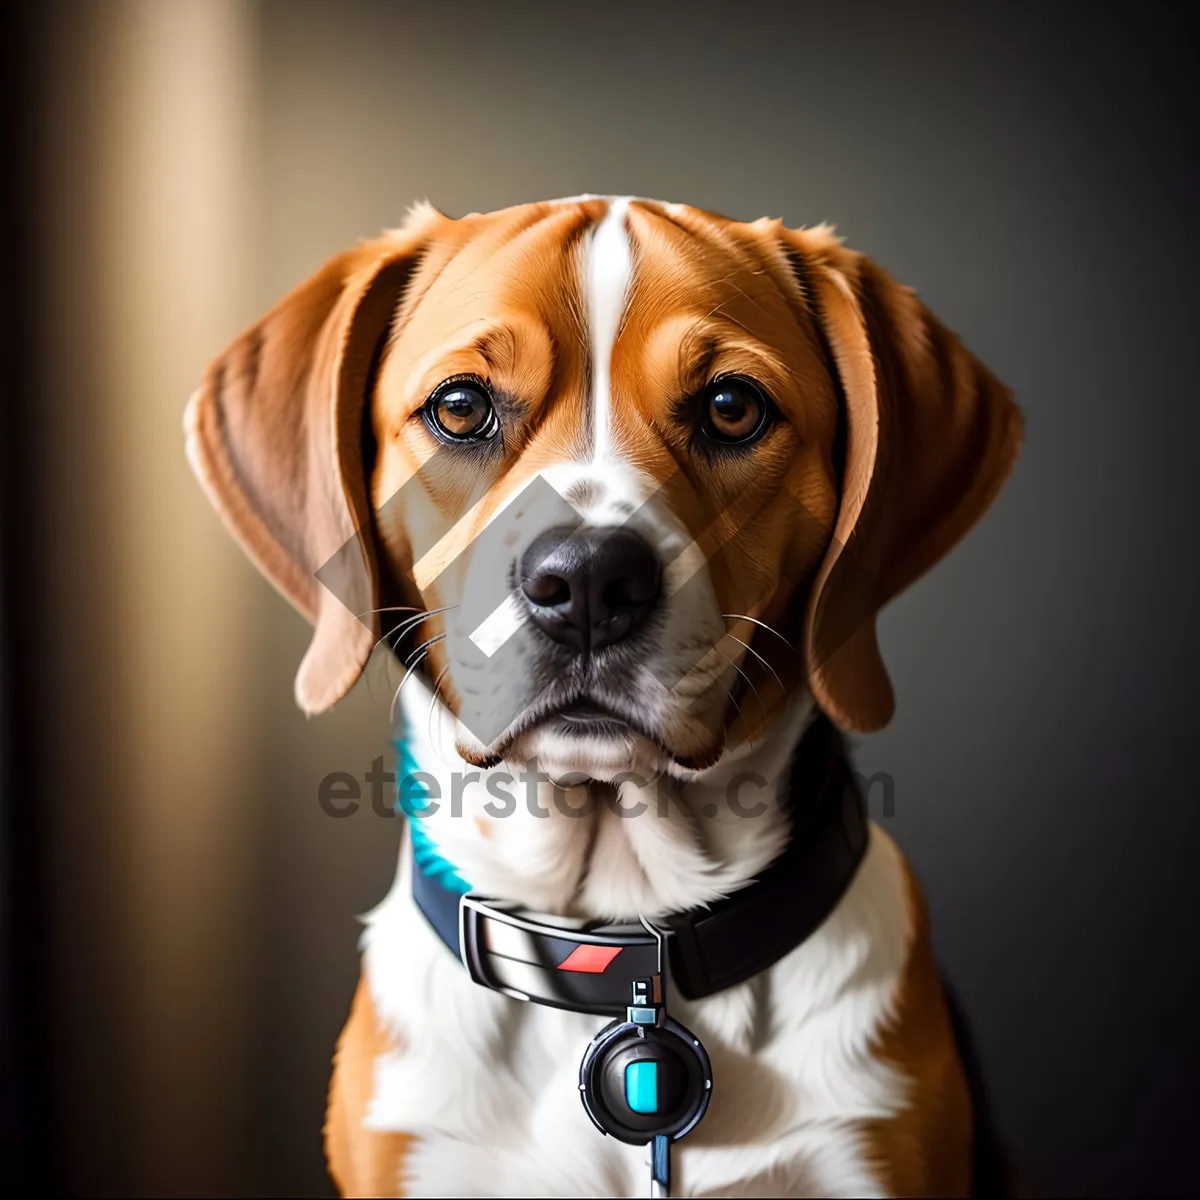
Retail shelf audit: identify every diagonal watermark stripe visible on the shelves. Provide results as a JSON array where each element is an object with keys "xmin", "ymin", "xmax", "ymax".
[{"xmin": 315, "ymin": 454, "xmax": 881, "ymax": 745}]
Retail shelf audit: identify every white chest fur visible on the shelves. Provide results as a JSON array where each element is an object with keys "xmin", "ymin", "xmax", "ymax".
[
  {"xmin": 355, "ymin": 681, "xmax": 914, "ymax": 1196},
  {"xmin": 360, "ymin": 823, "xmax": 913, "ymax": 1197}
]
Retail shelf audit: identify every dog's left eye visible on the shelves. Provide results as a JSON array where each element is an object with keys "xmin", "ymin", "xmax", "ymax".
[
  {"xmin": 423, "ymin": 379, "xmax": 499, "ymax": 442},
  {"xmin": 702, "ymin": 376, "xmax": 772, "ymax": 445}
]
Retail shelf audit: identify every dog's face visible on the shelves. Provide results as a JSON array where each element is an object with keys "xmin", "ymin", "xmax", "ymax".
[
  {"xmin": 368, "ymin": 199, "xmax": 839, "ymax": 777},
  {"xmin": 186, "ymin": 198, "xmax": 1021, "ymax": 777}
]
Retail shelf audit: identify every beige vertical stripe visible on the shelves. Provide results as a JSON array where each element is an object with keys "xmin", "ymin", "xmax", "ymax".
[{"xmin": 39, "ymin": 1, "xmax": 260, "ymax": 1191}]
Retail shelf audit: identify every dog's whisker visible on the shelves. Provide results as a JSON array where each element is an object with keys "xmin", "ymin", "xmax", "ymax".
[
  {"xmin": 725, "ymin": 632, "xmax": 787, "ymax": 703},
  {"xmin": 389, "ymin": 633, "xmax": 448, "ymax": 724},
  {"xmin": 401, "ymin": 632, "xmax": 447, "ymax": 670},
  {"xmin": 387, "ymin": 620, "xmax": 425, "ymax": 655},
  {"xmin": 389, "ymin": 653, "xmax": 428, "ymax": 725},
  {"xmin": 389, "ymin": 604, "xmax": 458, "ymax": 648},
  {"xmin": 359, "ymin": 606, "xmax": 425, "ymax": 707},
  {"xmin": 359, "ymin": 606, "xmax": 427, "ymax": 702},
  {"xmin": 721, "ymin": 680, "xmax": 755, "ymax": 750},
  {"xmin": 721, "ymin": 613, "xmax": 794, "ymax": 649},
  {"xmin": 353, "ymin": 604, "xmax": 423, "ymax": 621},
  {"xmin": 712, "ymin": 644, "xmax": 765, "ymax": 744},
  {"xmin": 372, "ymin": 604, "xmax": 459, "ymax": 659},
  {"xmin": 427, "ymin": 665, "xmax": 454, "ymax": 769}
]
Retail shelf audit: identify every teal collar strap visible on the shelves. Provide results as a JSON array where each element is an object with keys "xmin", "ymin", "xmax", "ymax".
[{"xmin": 395, "ymin": 736, "xmax": 472, "ymax": 895}]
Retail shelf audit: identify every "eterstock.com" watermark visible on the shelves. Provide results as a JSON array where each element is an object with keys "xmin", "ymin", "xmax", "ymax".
[{"xmin": 316, "ymin": 759, "xmax": 896, "ymax": 821}]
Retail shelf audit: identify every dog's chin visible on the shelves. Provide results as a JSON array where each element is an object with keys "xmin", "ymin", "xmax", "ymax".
[
  {"xmin": 515, "ymin": 723, "xmax": 662, "ymax": 783},
  {"xmin": 455, "ymin": 710, "xmax": 726, "ymax": 781}
]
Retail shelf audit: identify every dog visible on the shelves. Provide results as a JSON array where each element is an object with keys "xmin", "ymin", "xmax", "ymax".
[{"xmin": 185, "ymin": 196, "xmax": 1021, "ymax": 1197}]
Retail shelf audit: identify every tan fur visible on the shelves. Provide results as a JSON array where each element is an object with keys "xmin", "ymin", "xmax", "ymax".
[
  {"xmin": 861, "ymin": 860, "xmax": 974, "ymax": 1197},
  {"xmin": 325, "ymin": 976, "xmax": 416, "ymax": 1197},
  {"xmin": 781, "ymin": 225, "xmax": 1023, "ymax": 732}
]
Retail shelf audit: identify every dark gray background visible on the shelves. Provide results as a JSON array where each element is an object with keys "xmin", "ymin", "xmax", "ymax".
[{"xmin": 11, "ymin": 1, "xmax": 1200, "ymax": 1195}]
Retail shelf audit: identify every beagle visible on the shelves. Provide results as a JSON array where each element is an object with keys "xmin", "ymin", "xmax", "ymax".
[{"xmin": 185, "ymin": 196, "xmax": 1021, "ymax": 1197}]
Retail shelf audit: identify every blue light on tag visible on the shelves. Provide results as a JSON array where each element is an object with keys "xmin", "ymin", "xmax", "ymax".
[{"xmin": 625, "ymin": 1061, "xmax": 659, "ymax": 1114}]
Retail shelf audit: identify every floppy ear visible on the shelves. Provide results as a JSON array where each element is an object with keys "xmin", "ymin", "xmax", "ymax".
[
  {"xmin": 184, "ymin": 226, "xmax": 431, "ymax": 714},
  {"xmin": 782, "ymin": 225, "xmax": 1023, "ymax": 733}
]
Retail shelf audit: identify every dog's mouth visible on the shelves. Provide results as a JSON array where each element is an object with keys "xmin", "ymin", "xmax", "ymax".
[
  {"xmin": 441, "ymin": 630, "xmax": 731, "ymax": 772},
  {"xmin": 545, "ymin": 699, "xmax": 638, "ymax": 739},
  {"xmin": 469, "ymin": 682, "xmax": 724, "ymax": 774}
]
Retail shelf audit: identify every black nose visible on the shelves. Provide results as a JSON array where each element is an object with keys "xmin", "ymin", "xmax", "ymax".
[{"xmin": 520, "ymin": 526, "xmax": 661, "ymax": 653}]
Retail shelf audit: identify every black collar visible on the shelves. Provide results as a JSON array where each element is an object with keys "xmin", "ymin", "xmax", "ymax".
[{"xmin": 411, "ymin": 715, "xmax": 868, "ymax": 1016}]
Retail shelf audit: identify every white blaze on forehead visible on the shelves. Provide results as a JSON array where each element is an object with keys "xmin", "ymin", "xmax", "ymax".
[
  {"xmin": 468, "ymin": 197, "xmax": 642, "ymax": 659},
  {"xmin": 585, "ymin": 197, "xmax": 633, "ymax": 461}
]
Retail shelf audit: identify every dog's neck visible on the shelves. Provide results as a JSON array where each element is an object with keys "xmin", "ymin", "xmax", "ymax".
[{"xmin": 396, "ymin": 682, "xmax": 816, "ymax": 921}]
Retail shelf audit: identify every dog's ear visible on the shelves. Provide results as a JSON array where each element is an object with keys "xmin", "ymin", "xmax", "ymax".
[
  {"xmin": 184, "ymin": 222, "xmax": 433, "ymax": 714},
  {"xmin": 781, "ymin": 225, "xmax": 1023, "ymax": 732}
]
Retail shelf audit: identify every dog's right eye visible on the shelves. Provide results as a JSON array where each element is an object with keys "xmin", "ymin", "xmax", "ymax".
[{"xmin": 423, "ymin": 379, "xmax": 499, "ymax": 442}]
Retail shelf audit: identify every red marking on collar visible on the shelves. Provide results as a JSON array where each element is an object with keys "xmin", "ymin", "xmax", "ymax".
[{"xmin": 557, "ymin": 944, "xmax": 622, "ymax": 973}]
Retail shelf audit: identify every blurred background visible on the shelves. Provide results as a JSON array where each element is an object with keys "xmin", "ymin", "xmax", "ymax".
[{"xmin": 3, "ymin": 0, "xmax": 1198, "ymax": 1195}]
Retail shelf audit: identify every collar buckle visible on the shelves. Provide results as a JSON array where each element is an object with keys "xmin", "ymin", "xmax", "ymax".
[{"xmin": 458, "ymin": 894, "xmax": 661, "ymax": 1017}]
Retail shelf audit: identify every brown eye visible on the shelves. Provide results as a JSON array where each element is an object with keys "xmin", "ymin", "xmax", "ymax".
[
  {"xmin": 702, "ymin": 377, "xmax": 771, "ymax": 444},
  {"xmin": 424, "ymin": 380, "xmax": 498, "ymax": 442}
]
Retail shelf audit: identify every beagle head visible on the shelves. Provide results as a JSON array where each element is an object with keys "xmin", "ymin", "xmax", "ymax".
[{"xmin": 186, "ymin": 197, "xmax": 1020, "ymax": 780}]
